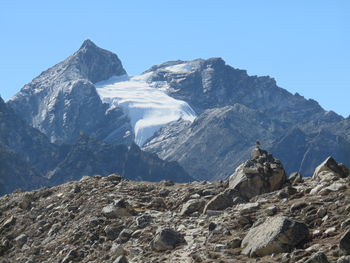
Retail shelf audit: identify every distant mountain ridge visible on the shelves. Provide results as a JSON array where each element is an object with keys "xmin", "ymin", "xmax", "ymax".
[
  {"xmin": 0, "ymin": 82, "xmax": 192, "ymax": 195},
  {"xmin": 141, "ymin": 58, "xmax": 350, "ymax": 179},
  {"xmin": 5, "ymin": 39, "xmax": 350, "ymax": 186}
]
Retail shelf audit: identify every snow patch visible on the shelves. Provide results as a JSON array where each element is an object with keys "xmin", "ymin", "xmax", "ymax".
[
  {"xmin": 96, "ymin": 74, "xmax": 196, "ymax": 146},
  {"xmin": 164, "ymin": 63, "xmax": 194, "ymax": 73}
]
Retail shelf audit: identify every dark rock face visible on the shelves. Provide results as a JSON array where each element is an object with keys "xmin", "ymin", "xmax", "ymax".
[
  {"xmin": 73, "ymin": 39, "xmax": 126, "ymax": 83},
  {"xmin": 0, "ymin": 145, "xmax": 48, "ymax": 195},
  {"xmin": 271, "ymin": 129, "xmax": 350, "ymax": 177},
  {"xmin": 143, "ymin": 59, "xmax": 350, "ymax": 179},
  {"xmin": 0, "ymin": 94, "xmax": 191, "ymax": 195},
  {"xmin": 0, "ymin": 97, "xmax": 55, "ymax": 194},
  {"xmin": 48, "ymin": 135, "xmax": 192, "ymax": 185},
  {"xmin": 8, "ymin": 40, "xmax": 132, "ymax": 145},
  {"xmin": 0, "ymin": 97, "xmax": 60, "ymax": 173},
  {"xmin": 144, "ymin": 104, "xmax": 285, "ymax": 181},
  {"xmin": 146, "ymin": 58, "xmax": 323, "ymax": 119}
]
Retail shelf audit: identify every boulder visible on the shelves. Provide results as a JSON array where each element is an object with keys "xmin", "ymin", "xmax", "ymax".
[
  {"xmin": 289, "ymin": 172, "xmax": 303, "ymax": 184},
  {"xmin": 229, "ymin": 147, "xmax": 287, "ymax": 200},
  {"xmin": 305, "ymin": 252, "xmax": 329, "ymax": 263},
  {"xmin": 235, "ymin": 202, "xmax": 260, "ymax": 214},
  {"xmin": 18, "ymin": 193, "xmax": 33, "ymax": 210},
  {"xmin": 203, "ymin": 189, "xmax": 244, "ymax": 213},
  {"xmin": 101, "ymin": 199, "xmax": 136, "ymax": 218},
  {"xmin": 324, "ymin": 182, "xmax": 347, "ymax": 192},
  {"xmin": 266, "ymin": 206, "xmax": 277, "ymax": 216},
  {"xmin": 241, "ymin": 216, "xmax": 309, "ymax": 257},
  {"xmin": 313, "ymin": 157, "xmax": 349, "ymax": 182},
  {"xmin": 203, "ymin": 193, "xmax": 232, "ymax": 213},
  {"xmin": 136, "ymin": 215, "xmax": 153, "ymax": 228},
  {"xmin": 340, "ymin": 229, "xmax": 350, "ymax": 255},
  {"xmin": 180, "ymin": 199, "xmax": 206, "ymax": 216},
  {"xmin": 14, "ymin": 234, "xmax": 28, "ymax": 247},
  {"xmin": 148, "ymin": 197, "xmax": 167, "ymax": 210},
  {"xmin": 104, "ymin": 225, "xmax": 125, "ymax": 240},
  {"xmin": 226, "ymin": 237, "xmax": 242, "ymax": 249},
  {"xmin": 151, "ymin": 228, "xmax": 186, "ymax": 251},
  {"xmin": 118, "ymin": 229, "xmax": 133, "ymax": 243},
  {"xmin": 105, "ymin": 173, "xmax": 123, "ymax": 183}
]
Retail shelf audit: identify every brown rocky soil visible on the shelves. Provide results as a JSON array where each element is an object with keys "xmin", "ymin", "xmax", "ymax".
[{"xmin": 0, "ymin": 168, "xmax": 350, "ymax": 263}]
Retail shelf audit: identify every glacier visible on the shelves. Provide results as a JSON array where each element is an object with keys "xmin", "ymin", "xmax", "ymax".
[{"xmin": 96, "ymin": 73, "xmax": 197, "ymax": 146}]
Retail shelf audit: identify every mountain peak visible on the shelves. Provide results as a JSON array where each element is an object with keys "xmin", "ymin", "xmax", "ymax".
[
  {"xmin": 79, "ymin": 39, "xmax": 97, "ymax": 50},
  {"xmin": 70, "ymin": 39, "xmax": 127, "ymax": 83}
]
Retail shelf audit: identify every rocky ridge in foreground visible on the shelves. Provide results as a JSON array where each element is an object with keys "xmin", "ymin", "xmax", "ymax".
[{"xmin": 1, "ymin": 150, "xmax": 350, "ymax": 263}]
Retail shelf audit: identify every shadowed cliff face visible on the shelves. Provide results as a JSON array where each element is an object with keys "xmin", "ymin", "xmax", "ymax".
[
  {"xmin": 49, "ymin": 135, "xmax": 192, "ymax": 185},
  {"xmin": 0, "ymin": 144, "xmax": 48, "ymax": 195},
  {"xmin": 0, "ymin": 97, "xmax": 60, "ymax": 173}
]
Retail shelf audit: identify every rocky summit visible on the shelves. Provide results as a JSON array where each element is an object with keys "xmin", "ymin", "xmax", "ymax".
[{"xmin": 1, "ymin": 148, "xmax": 350, "ymax": 263}]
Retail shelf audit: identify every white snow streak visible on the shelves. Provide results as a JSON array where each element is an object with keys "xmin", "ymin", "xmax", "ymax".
[
  {"xmin": 164, "ymin": 63, "xmax": 194, "ymax": 73},
  {"xmin": 96, "ymin": 74, "xmax": 196, "ymax": 146}
]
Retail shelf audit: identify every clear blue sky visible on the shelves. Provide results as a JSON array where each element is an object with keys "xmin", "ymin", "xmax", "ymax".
[{"xmin": 1, "ymin": 1, "xmax": 349, "ymax": 116}]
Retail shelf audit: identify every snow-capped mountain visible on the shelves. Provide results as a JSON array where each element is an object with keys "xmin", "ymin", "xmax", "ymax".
[{"xmin": 6, "ymin": 39, "xmax": 350, "ymax": 182}]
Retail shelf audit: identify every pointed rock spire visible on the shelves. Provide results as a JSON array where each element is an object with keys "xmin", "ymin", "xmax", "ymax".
[
  {"xmin": 71, "ymin": 39, "xmax": 126, "ymax": 83},
  {"xmin": 79, "ymin": 39, "xmax": 97, "ymax": 50}
]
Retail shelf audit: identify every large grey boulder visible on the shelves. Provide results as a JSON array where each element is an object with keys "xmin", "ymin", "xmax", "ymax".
[
  {"xmin": 241, "ymin": 216, "xmax": 309, "ymax": 257},
  {"xmin": 313, "ymin": 156, "xmax": 350, "ymax": 182},
  {"xmin": 102, "ymin": 199, "xmax": 136, "ymax": 218},
  {"xmin": 229, "ymin": 146, "xmax": 287, "ymax": 200},
  {"xmin": 151, "ymin": 228, "xmax": 186, "ymax": 251},
  {"xmin": 180, "ymin": 199, "xmax": 206, "ymax": 216},
  {"xmin": 203, "ymin": 189, "xmax": 245, "ymax": 213}
]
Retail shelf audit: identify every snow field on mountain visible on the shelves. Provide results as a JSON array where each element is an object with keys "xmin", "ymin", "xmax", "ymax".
[{"xmin": 96, "ymin": 74, "xmax": 196, "ymax": 146}]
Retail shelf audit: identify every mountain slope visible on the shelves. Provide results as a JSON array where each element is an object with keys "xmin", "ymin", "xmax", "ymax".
[
  {"xmin": 0, "ymin": 95, "xmax": 191, "ymax": 194},
  {"xmin": 143, "ymin": 104, "xmax": 286, "ymax": 180},
  {"xmin": 0, "ymin": 144, "xmax": 48, "ymax": 195},
  {"xmin": 49, "ymin": 135, "xmax": 192, "ymax": 184},
  {"xmin": 0, "ymin": 96, "xmax": 60, "ymax": 174},
  {"xmin": 8, "ymin": 40, "xmax": 132, "ymax": 145},
  {"xmin": 142, "ymin": 59, "xmax": 350, "ymax": 178}
]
